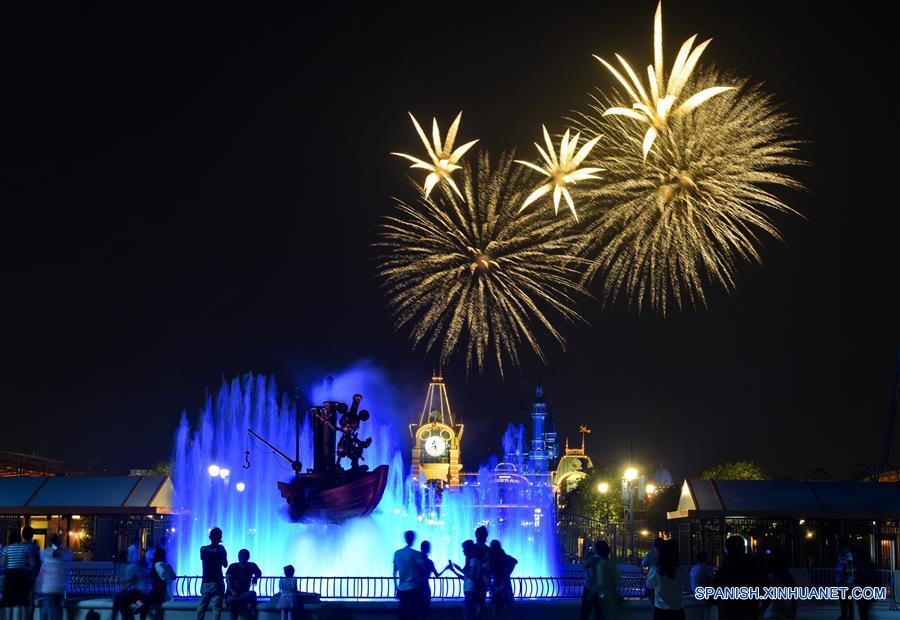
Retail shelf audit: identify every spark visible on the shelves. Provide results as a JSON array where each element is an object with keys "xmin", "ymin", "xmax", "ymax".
[
  {"xmin": 515, "ymin": 126, "xmax": 603, "ymax": 221},
  {"xmin": 391, "ymin": 112, "xmax": 479, "ymax": 198},
  {"xmin": 376, "ymin": 150, "xmax": 589, "ymax": 375},
  {"xmin": 570, "ymin": 70, "xmax": 805, "ymax": 313},
  {"xmin": 594, "ymin": 2, "xmax": 734, "ymax": 160}
]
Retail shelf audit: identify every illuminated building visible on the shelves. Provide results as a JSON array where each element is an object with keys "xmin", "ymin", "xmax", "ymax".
[
  {"xmin": 409, "ymin": 375, "xmax": 464, "ymax": 488},
  {"xmin": 552, "ymin": 427, "xmax": 594, "ymax": 496}
]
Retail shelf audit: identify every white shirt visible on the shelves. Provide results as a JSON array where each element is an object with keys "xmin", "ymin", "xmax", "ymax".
[
  {"xmin": 646, "ymin": 566, "xmax": 684, "ymax": 610},
  {"xmin": 393, "ymin": 546, "xmax": 423, "ymax": 592},
  {"xmin": 690, "ymin": 563, "xmax": 713, "ymax": 592}
]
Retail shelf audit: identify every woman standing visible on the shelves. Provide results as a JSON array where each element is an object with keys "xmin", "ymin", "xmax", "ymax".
[
  {"xmin": 447, "ymin": 540, "xmax": 481, "ymax": 620},
  {"xmin": 135, "ymin": 547, "xmax": 175, "ymax": 620},
  {"xmin": 645, "ymin": 540, "xmax": 686, "ymax": 620}
]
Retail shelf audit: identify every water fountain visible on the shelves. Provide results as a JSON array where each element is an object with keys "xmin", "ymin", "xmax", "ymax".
[{"xmin": 171, "ymin": 368, "xmax": 558, "ymax": 583}]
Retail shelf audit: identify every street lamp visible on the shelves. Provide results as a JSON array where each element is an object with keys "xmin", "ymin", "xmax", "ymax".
[
  {"xmin": 597, "ymin": 481, "xmax": 609, "ymax": 494},
  {"xmin": 645, "ymin": 483, "xmax": 657, "ymax": 495},
  {"xmin": 621, "ymin": 465, "xmax": 646, "ymax": 563}
]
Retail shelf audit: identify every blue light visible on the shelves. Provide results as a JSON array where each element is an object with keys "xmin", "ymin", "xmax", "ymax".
[{"xmin": 172, "ymin": 366, "xmax": 558, "ymax": 582}]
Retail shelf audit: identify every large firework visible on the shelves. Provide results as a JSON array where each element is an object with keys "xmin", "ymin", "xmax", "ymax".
[
  {"xmin": 595, "ymin": 1, "xmax": 734, "ymax": 160},
  {"xmin": 570, "ymin": 69, "xmax": 805, "ymax": 313},
  {"xmin": 376, "ymin": 151, "xmax": 589, "ymax": 375}
]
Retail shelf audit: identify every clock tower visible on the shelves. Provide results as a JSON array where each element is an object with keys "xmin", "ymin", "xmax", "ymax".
[{"xmin": 409, "ymin": 374, "xmax": 464, "ymax": 488}]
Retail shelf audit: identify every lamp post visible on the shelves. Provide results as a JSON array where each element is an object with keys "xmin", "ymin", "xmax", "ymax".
[{"xmin": 621, "ymin": 465, "xmax": 645, "ymax": 562}]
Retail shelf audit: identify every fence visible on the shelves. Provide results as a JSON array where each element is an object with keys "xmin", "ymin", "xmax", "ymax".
[
  {"xmin": 65, "ymin": 566, "xmax": 894, "ymax": 602},
  {"xmin": 66, "ymin": 568, "xmax": 638, "ymax": 601}
]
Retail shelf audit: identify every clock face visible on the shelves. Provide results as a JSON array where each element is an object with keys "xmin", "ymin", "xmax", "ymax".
[{"xmin": 424, "ymin": 435, "xmax": 447, "ymax": 457}]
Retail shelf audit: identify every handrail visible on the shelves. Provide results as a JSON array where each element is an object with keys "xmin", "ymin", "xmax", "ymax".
[{"xmin": 64, "ymin": 566, "xmax": 894, "ymax": 602}]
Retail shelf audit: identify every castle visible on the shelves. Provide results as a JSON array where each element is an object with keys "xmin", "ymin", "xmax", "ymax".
[{"xmin": 409, "ymin": 376, "xmax": 592, "ymax": 498}]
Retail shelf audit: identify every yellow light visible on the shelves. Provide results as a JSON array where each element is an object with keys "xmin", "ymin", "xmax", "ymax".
[
  {"xmin": 71, "ymin": 515, "xmax": 81, "ymax": 520},
  {"xmin": 805, "ymin": 530, "xmax": 814, "ymax": 539},
  {"xmin": 645, "ymin": 483, "xmax": 657, "ymax": 495},
  {"xmin": 515, "ymin": 126, "xmax": 603, "ymax": 220},
  {"xmin": 392, "ymin": 112, "xmax": 478, "ymax": 198},
  {"xmin": 594, "ymin": 2, "xmax": 734, "ymax": 160},
  {"xmin": 799, "ymin": 519, "xmax": 805, "ymax": 525},
  {"xmin": 624, "ymin": 467, "xmax": 639, "ymax": 481},
  {"xmin": 597, "ymin": 482, "xmax": 609, "ymax": 494},
  {"xmin": 640, "ymin": 529, "xmax": 650, "ymax": 537}
]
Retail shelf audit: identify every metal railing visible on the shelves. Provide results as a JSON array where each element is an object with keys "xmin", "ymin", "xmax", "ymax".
[
  {"xmin": 171, "ymin": 575, "xmax": 588, "ymax": 600},
  {"xmin": 65, "ymin": 569, "xmax": 606, "ymax": 601},
  {"xmin": 68, "ymin": 566, "xmax": 894, "ymax": 602}
]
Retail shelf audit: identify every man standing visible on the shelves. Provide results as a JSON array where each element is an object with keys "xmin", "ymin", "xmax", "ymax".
[
  {"xmin": 835, "ymin": 538, "xmax": 856, "ymax": 620},
  {"xmin": 22, "ymin": 526, "xmax": 43, "ymax": 620},
  {"xmin": 580, "ymin": 540, "xmax": 619, "ymax": 620},
  {"xmin": 197, "ymin": 527, "xmax": 228, "ymax": 620},
  {"xmin": 392, "ymin": 530, "xmax": 423, "ymax": 620},
  {"xmin": 473, "ymin": 526, "xmax": 489, "ymax": 618},
  {"xmin": 1, "ymin": 529, "xmax": 34, "ymax": 620},
  {"xmin": 713, "ymin": 536, "xmax": 769, "ymax": 620},
  {"xmin": 225, "ymin": 549, "xmax": 262, "ymax": 620}
]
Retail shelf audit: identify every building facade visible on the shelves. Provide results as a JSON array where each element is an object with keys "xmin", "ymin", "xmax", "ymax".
[{"xmin": 409, "ymin": 375, "xmax": 464, "ymax": 488}]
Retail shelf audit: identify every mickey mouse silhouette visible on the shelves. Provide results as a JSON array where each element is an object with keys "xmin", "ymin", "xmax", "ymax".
[{"xmin": 335, "ymin": 394, "xmax": 372, "ymax": 471}]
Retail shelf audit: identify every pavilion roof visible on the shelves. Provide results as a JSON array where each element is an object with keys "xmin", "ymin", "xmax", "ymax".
[
  {"xmin": 0, "ymin": 475, "xmax": 173, "ymax": 515},
  {"xmin": 668, "ymin": 479, "xmax": 900, "ymax": 521}
]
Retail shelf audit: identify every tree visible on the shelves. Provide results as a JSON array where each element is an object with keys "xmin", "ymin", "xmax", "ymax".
[
  {"xmin": 150, "ymin": 460, "xmax": 173, "ymax": 477},
  {"xmin": 561, "ymin": 463, "xmax": 625, "ymax": 524},
  {"xmin": 699, "ymin": 460, "xmax": 767, "ymax": 480}
]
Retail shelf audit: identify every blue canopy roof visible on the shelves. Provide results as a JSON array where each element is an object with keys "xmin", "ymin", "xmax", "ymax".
[{"xmin": 0, "ymin": 476, "xmax": 173, "ymax": 514}]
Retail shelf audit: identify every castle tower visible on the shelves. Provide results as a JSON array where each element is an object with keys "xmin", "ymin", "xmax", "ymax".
[
  {"xmin": 409, "ymin": 374, "xmax": 464, "ymax": 488},
  {"xmin": 529, "ymin": 385, "xmax": 550, "ymax": 473}
]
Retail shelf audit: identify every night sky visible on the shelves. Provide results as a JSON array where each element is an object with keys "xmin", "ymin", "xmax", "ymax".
[{"xmin": 2, "ymin": 2, "xmax": 897, "ymax": 480}]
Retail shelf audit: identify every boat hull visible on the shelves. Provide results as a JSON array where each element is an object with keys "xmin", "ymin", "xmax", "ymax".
[{"xmin": 277, "ymin": 464, "xmax": 389, "ymax": 524}]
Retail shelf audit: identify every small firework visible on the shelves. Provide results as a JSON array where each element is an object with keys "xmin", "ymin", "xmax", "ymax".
[
  {"xmin": 391, "ymin": 112, "xmax": 479, "ymax": 198},
  {"xmin": 515, "ymin": 126, "xmax": 604, "ymax": 221},
  {"xmin": 376, "ymin": 151, "xmax": 589, "ymax": 375},
  {"xmin": 594, "ymin": 2, "xmax": 734, "ymax": 160},
  {"xmin": 570, "ymin": 70, "xmax": 805, "ymax": 313}
]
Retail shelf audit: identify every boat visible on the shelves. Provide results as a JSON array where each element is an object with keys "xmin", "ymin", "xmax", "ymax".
[
  {"xmin": 248, "ymin": 390, "xmax": 389, "ymax": 524},
  {"xmin": 277, "ymin": 464, "xmax": 389, "ymax": 523}
]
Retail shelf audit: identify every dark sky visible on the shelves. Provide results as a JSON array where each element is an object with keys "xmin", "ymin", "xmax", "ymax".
[{"xmin": 2, "ymin": 2, "xmax": 897, "ymax": 481}]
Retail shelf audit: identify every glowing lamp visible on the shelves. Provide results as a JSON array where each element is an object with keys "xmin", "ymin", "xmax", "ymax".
[
  {"xmin": 207, "ymin": 464, "xmax": 220, "ymax": 478},
  {"xmin": 235, "ymin": 482, "xmax": 246, "ymax": 493},
  {"xmin": 218, "ymin": 468, "xmax": 230, "ymax": 479},
  {"xmin": 597, "ymin": 482, "xmax": 609, "ymax": 494},
  {"xmin": 623, "ymin": 467, "xmax": 639, "ymax": 481},
  {"xmin": 645, "ymin": 483, "xmax": 657, "ymax": 495}
]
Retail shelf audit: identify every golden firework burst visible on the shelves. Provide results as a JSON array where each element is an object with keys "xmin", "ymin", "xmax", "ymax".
[
  {"xmin": 391, "ymin": 112, "xmax": 479, "ymax": 198},
  {"xmin": 570, "ymin": 70, "xmax": 805, "ymax": 313},
  {"xmin": 376, "ymin": 151, "xmax": 589, "ymax": 375},
  {"xmin": 515, "ymin": 126, "xmax": 603, "ymax": 221},
  {"xmin": 594, "ymin": 2, "xmax": 734, "ymax": 160}
]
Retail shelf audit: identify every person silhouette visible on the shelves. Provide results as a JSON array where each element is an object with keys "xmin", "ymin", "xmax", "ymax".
[
  {"xmin": 417, "ymin": 540, "xmax": 447, "ymax": 620},
  {"xmin": 487, "ymin": 540, "xmax": 517, "ymax": 619},
  {"xmin": 225, "ymin": 549, "xmax": 262, "ymax": 620},
  {"xmin": 196, "ymin": 528, "xmax": 227, "ymax": 620},
  {"xmin": 392, "ymin": 531, "xmax": 424, "ymax": 620}
]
